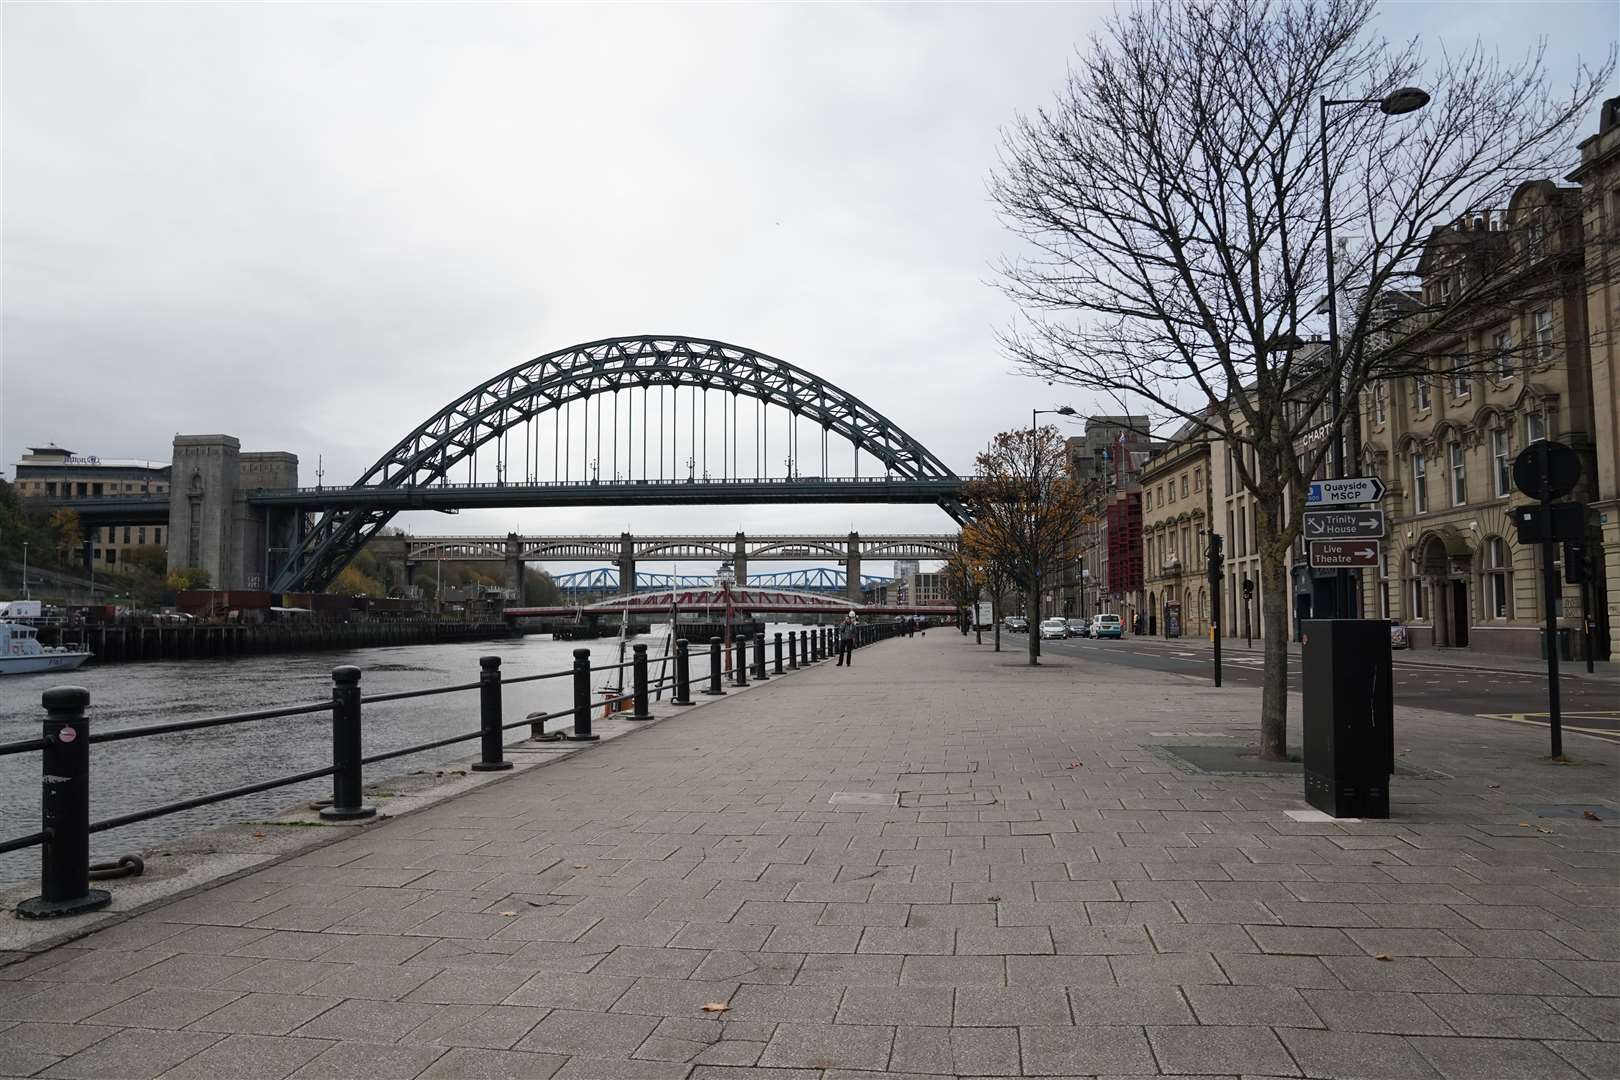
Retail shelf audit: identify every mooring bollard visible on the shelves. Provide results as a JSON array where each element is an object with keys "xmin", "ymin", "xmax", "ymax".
[
  {"xmin": 672, "ymin": 638, "xmax": 694, "ymax": 706},
  {"xmin": 321, "ymin": 666, "xmax": 376, "ymax": 820},
  {"xmin": 789, "ymin": 631, "xmax": 799, "ymax": 669},
  {"xmin": 631, "ymin": 643, "xmax": 652, "ymax": 720},
  {"xmin": 17, "ymin": 686, "xmax": 110, "ymax": 919},
  {"xmin": 754, "ymin": 634, "xmax": 768, "ymax": 680},
  {"xmin": 473, "ymin": 656, "xmax": 512, "ymax": 771},
  {"xmin": 735, "ymin": 637, "xmax": 750, "ymax": 686},
  {"xmin": 774, "ymin": 632, "xmax": 784, "ymax": 675},
  {"xmin": 703, "ymin": 637, "xmax": 726, "ymax": 695},
  {"xmin": 567, "ymin": 648, "xmax": 599, "ymax": 741}
]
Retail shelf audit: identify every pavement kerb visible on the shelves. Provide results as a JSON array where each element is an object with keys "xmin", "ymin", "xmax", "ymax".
[{"xmin": 0, "ymin": 642, "xmax": 865, "ymax": 959}]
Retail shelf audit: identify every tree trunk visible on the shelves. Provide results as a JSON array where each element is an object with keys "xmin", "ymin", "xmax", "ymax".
[
  {"xmin": 1026, "ymin": 568, "xmax": 1040, "ymax": 666},
  {"xmin": 993, "ymin": 593, "xmax": 1001, "ymax": 652},
  {"xmin": 1255, "ymin": 487, "xmax": 1291, "ymax": 761}
]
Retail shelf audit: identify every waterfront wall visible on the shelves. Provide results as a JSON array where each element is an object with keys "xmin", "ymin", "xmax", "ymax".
[{"xmin": 37, "ymin": 620, "xmax": 514, "ymax": 665}]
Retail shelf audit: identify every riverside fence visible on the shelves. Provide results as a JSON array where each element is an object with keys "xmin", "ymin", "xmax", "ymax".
[{"xmin": 1, "ymin": 622, "xmax": 906, "ymax": 920}]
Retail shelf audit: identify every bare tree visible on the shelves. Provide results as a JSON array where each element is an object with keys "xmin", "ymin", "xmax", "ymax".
[
  {"xmin": 991, "ymin": 0, "xmax": 1611, "ymax": 757},
  {"xmin": 961, "ymin": 426, "xmax": 1100, "ymax": 665}
]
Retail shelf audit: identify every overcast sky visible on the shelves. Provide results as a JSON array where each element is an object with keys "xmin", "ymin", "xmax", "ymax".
[{"xmin": 3, "ymin": 2, "xmax": 1614, "ymax": 577}]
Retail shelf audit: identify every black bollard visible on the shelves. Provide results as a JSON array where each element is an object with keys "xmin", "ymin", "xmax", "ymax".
[
  {"xmin": 672, "ymin": 638, "xmax": 694, "ymax": 706},
  {"xmin": 631, "ymin": 643, "xmax": 652, "ymax": 720},
  {"xmin": 472, "ymin": 656, "xmax": 512, "ymax": 771},
  {"xmin": 17, "ymin": 687, "xmax": 111, "ymax": 919},
  {"xmin": 703, "ymin": 637, "xmax": 726, "ymax": 695},
  {"xmin": 735, "ymin": 637, "xmax": 750, "ymax": 686},
  {"xmin": 321, "ymin": 666, "xmax": 377, "ymax": 820},
  {"xmin": 754, "ymin": 634, "xmax": 768, "ymax": 681},
  {"xmin": 567, "ymin": 648, "xmax": 599, "ymax": 740},
  {"xmin": 774, "ymin": 632, "xmax": 784, "ymax": 675},
  {"xmin": 789, "ymin": 631, "xmax": 799, "ymax": 669}
]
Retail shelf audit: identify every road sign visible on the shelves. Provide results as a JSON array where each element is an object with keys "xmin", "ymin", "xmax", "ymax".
[
  {"xmin": 1309, "ymin": 541, "xmax": 1380, "ymax": 568},
  {"xmin": 1303, "ymin": 509, "xmax": 1385, "ymax": 541},
  {"xmin": 1513, "ymin": 440, "xmax": 1582, "ymax": 501},
  {"xmin": 1306, "ymin": 476, "xmax": 1386, "ymax": 506}
]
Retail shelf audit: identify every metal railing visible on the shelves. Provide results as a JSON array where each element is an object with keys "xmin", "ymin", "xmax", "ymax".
[{"xmin": 2, "ymin": 623, "xmax": 909, "ymax": 920}]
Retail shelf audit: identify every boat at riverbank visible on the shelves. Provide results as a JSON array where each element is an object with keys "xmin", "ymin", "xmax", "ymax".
[{"xmin": 0, "ymin": 621, "xmax": 92, "ymax": 674}]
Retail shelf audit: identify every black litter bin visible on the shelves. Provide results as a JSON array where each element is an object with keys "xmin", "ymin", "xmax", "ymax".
[{"xmin": 1301, "ymin": 619, "xmax": 1393, "ymax": 819}]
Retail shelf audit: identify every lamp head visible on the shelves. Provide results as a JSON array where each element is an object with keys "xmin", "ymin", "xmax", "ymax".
[{"xmin": 1380, "ymin": 87, "xmax": 1430, "ymax": 115}]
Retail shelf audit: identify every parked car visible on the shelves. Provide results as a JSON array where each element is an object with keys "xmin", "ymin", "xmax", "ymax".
[
  {"xmin": 1039, "ymin": 617, "xmax": 1068, "ymax": 640},
  {"xmin": 1066, "ymin": 618, "xmax": 1090, "ymax": 638},
  {"xmin": 1004, "ymin": 616, "xmax": 1029, "ymax": 633},
  {"xmin": 1090, "ymin": 613, "xmax": 1124, "ymax": 639}
]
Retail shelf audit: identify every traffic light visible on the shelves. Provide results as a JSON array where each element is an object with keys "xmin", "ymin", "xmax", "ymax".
[
  {"xmin": 1207, "ymin": 532, "xmax": 1223, "ymax": 568},
  {"xmin": 1563, "ymin": 540, "xmax": 1588, "ymax": 585},
  {"xmin": 1242, "ymin": 577, "xmax": 1254, "ymax": 600}
]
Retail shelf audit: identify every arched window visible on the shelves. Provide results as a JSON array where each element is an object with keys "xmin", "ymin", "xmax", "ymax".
[{"xmin": 1484, "ymin": 537, "xmax": 1512, "ymax": 619}]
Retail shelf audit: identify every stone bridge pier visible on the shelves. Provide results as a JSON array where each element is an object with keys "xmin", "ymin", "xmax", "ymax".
[
  {"xmin": 617, "ymin": 532, "xmax": 636, "ymax": 597},
  {"xmin": 505, "ymin": 533, "xmax": 524, "ymax": 601}
]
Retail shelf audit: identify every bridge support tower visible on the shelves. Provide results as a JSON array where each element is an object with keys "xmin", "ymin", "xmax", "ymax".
[
  {"xmin": 505, "ymin": 533, "xmax": 523, "ymax": 602},
  {"xmin": 617, "ymin": 532, "xmax": 636, "ymax": 597},
  {"xmin": 846, "ymin": 531, "xmax": 862, "ymax": 605},
  {"xmin": 734, "ymin": 532, "xmax": 748, "ymax": 585},
  {"xmin": 167, "ymin": 435, "xmax": 299, "ymax": 592}
]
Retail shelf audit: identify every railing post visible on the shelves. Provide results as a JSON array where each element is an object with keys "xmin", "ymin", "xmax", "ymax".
[
  {"xmin": 17, "ymin": 687, "xmax": 110, "ymax": 919},
  {"xmin": 473, "ymin": 656, "xmax": 512, "ymax": 771},
  {"xmin": 789, "ymin": 631, "xmax": 799, "ymax": 669},
  {"xmin": 631, "ymin": 643, "xmax": 652, "ymax": 720},
  {"xmin": 774, "ymin": 632, "xmax": 784, "ymax": 675},
  {"xmin": 753, "ymin": 634, "xmax": 769, "ymax": 680},
  {"xmin": 672, "ymin": 638, "xmax": 694, "ymax": 706},
  {"xmin": 735, "ymin": 636, "xmax": 750, "ymax": 686},
  {"xmin": 703, "ymin": 637, "xmax": 726, "ymax": 695},
  {"xmin": 567, "ymin": 648, "xmax": 599, "ymax": 740},
  {"xmin": 321, "ymin": 666, "xmax": 376, "ymax": 820}
]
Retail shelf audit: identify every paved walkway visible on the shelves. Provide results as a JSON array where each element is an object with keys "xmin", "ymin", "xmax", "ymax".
[{"xmin": 2, "ymin": 633, "xmax": 1617, "ymax": 1079}]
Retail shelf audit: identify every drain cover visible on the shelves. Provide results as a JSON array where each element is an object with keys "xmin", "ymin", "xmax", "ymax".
[{"xmin": 829, "ymin": 791, "xmax": 899, "ymax": 807}]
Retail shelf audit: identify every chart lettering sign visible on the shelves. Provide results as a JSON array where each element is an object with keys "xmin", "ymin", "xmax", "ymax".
[
  {"xmin": 1303, "ymin": 510, "xmax": 1385, "ymax": 541},
  {"xmin": 1305, "ymin": 477, "xmax": 1386, "ymax": 506},
  {"xmin": 1308, "ymin": 541, "xmax": 1380, "ymax": 569}
]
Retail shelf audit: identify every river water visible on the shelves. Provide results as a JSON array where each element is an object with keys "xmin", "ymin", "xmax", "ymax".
[{"xmin": 0, "ymin": 624, "xmax": 802, "ymax": 886}]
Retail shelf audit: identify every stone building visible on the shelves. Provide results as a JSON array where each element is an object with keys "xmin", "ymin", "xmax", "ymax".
[
  {"xmin": 13, "ymin": 444, "xmax": 170, "ymax": 569},
  {"xmin": 1356, "ymin": 177, "xmax": 1603, "ymax": 656},
  {"xmin": 1063, "ymin": 416, "xmax": 1157, "ymax": 619},
  {"xmin": 1138, "ymin": 427, "xmax": 1212, "ymax": 637},
  {"xmin": 167, "ymin": 435, "xmax": 300, "ymax": 591},
  {"xmin": 1568, "ymin": 96, "xmax": 1620, "ymax": 659}
]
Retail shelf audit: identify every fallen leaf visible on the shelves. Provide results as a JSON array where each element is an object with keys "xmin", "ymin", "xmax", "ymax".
[
  {"xmin": 252, "ymin": 832, "xmax": 265, "ymax": 839},
  {"xmin": 573, "ymin": 864, "xmax": 589, "ymax": 870},
  {"xmin": 987, "ymin": 896, "xmax": 1002, "ymax": 903},
  {"xmin": 1518, "ymin": 822, "xmax": 1531, "ymax": 828},
  {"xmin": 1583, "ymin": 810, "xmax": 1602, "ymax": 821},
  {"xmin": 499, "ymin": 911, "xmax": 518, "ymax": 917},
  {"xmin": 1535, "ymin": 827, "xmax": 1554, "ymax": 834},
  {"xmin": 1488, "ymin": 783, "xmax": 1500, "ymax": 789},
  {"xmin": 1066, "ymin": 761, "xmax": 1083, "ymax": 769},
  {"xmin": 1374, "ymin": 954, "xmax": 1392, "ymax": 962},
  {"xmin": 701, "ymin": 1002, "xmax": 730, "ymax": 1013}
]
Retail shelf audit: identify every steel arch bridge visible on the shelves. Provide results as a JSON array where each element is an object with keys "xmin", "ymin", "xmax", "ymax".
[
  {"xmin": 551, "ymin": 566, "xmax": 893, "ymax": 600},
  {"xmin": 270, "ymin": 335, "xmax": 965, "ymax": 593}
]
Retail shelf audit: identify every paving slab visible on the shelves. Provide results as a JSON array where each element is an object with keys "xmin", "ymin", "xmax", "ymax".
[{"xmin": 4, "ymin": 634, "xmax": 1616, "ymax": 1078}]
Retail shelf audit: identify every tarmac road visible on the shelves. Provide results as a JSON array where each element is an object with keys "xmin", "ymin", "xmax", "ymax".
[{"xmin": 992, "ymin": 630, "xmax": 1620, "ymax": 744}]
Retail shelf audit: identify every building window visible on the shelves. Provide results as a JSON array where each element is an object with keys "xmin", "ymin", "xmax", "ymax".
[
  {"xmin": 1181, "ymin": 475, "xmax": 1189, "ymax": 498},
  {"xmin": 1168, "ymin": 482, "xmax": 1176, "ymax": 504},
  {"xmin": 1493, "ymin": 429, "xmax": 1511, "ymax": 496},
  {"xmin": 1526, "ymin": 219, "xmax": 1545, "ymax": 257},
  {"xmin": 137, "ymin": 527, "xmax": 146, "ymax": 545},
  {"xmin": 1449, "ymin": 355, "xmax": 1469, "ymax": 399},
  {"xmin": 105, "ymin": 550, "xmax": 117, "ymax": 566},
  {"xmin": 1526, "ymin": 410, "xmax": 1546, "ymax": 444},
  {"xmin": 1410, "ymin": 576, "xmax": 1428, "ymax": 619},
  {"xmin": 1194, "ymin": 467, "xmax": 1202, "ymax": 492},
  {"xmin": 122, "ymin": 527, "xmax": 131, "ymax": 544},
  {"xmin": 1449, "ymin": 442, "xmax": 1466, "ymax": 506},
  {"xmin": 1412, "ymin": 453, "xmax": 1428, "ymax": 514},
  {"xmin": 1415, "ymin": 377, "xmax": 1431, "ymax": 412},
  {"xmin": 154, "ymin": 527, "xmax": 163, "ymax": 545},
  {"xmin": 1373, "ymin": 383, "xmax": 1387, "ymax": 424},
  {"xmin": 45, "ymin": 481, "xmax": 56, "ymax": 497},
  {"xmin": 1494, "ymin": 329, "xmax": 1514, "ymax": 377},
  {"xmin": 1533, "ymin": 309, "xmax": 1552, "ymax": 360},
  {"xmin": 1485, "ymin": 537, "xmax": 1511, "ymax": 618}
]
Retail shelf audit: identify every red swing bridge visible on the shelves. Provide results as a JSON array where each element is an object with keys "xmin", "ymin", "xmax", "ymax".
[{"xmin": 505, "ymin": 582, "xmax": 956, "ymax": 623}]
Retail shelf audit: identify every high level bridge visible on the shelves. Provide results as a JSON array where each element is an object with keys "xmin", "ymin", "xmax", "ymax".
[
  {"xmin": 44, "ymin": 335, "xmax": 968, "ymax": 594},
  {"xmin": 383, "ymin": 532, "xmax": 959, "ymax": 604}
]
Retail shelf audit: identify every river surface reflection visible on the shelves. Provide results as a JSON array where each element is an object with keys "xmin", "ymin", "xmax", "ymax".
[{"xmin": 0, "ymin": 625, "xmax": 802, "ymax": 886}]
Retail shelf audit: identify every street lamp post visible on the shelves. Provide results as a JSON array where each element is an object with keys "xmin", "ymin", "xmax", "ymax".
[
  {"xmin": 21, "ymin": 541, "xmax": 29, "ymax": 600},
  {"xmin": 1030, "ymin": 406, "xmax": 1077, "ymax": 660},
  {"xmin": 1319, "ymin": 85, "xmax": 1429, "ymax": 617}
]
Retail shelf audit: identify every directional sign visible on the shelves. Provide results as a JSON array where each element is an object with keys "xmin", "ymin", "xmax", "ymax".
[
  {"xmin": 1303, "ymin": 509, "xmax": 1385, "ymax": 541},
  {"xmin": 1309, "ymin": 541, "xmax": 1380, "ymax": 569},
  {"xmin": 1306, "ymin": 476, "xmax": 1386, "ymax": 506}
]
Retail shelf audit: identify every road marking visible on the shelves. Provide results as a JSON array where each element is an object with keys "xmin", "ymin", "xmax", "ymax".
[{"xmin": 1474, "ymin": 712, "xmax": 1620, "ymax": 743}]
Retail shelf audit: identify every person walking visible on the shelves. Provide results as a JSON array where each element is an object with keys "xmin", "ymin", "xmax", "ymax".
[{"xmin": 836, "ymin": 611, "xmax": 857, "ymax": 667}]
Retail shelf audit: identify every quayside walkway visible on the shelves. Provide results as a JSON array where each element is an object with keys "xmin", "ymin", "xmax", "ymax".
[{"xmin": 2, "ymin": 632, "xmax": 1616, "ymax": 1079}]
